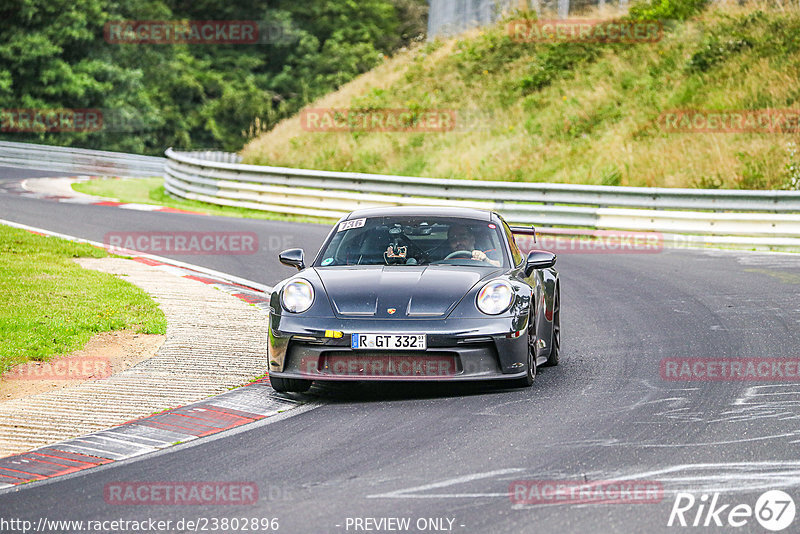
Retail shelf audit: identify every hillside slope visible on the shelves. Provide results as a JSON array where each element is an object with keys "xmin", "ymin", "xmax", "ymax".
[{"xmin": 241, "ymin": 0, "xmax": 800, "ymax": 189}]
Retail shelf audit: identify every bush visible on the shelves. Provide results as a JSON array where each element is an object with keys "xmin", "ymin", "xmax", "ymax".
[{"xmin": 628, "ymin": 0, "xmax": 709, "ymax": 22}]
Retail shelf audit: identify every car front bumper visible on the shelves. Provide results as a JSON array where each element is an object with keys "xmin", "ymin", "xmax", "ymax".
[{"xmin": 268, "ymin": 315, "xmax": 529, "ymax": 382}]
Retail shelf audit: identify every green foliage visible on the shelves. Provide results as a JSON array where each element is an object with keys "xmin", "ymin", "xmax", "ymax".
[
  {"xmin": 686, "ymin": 36, "xmax": 752, "ymax": 72},
  {"xmin": 0, "ymin": 0, "xmax": 426, "ymax": 154},
  {"xmin": 628, "ymin": 0, "xmax": 709, "ymax": 22},
  {"xmin": 599, "ymin": 165, "xmax": 623, "ymax": 186},
  {"xmin": 691, "ymin": 175, "xmax": 724, "ymax": 189},
  {"xmin": 784, "ymin": 142, "xmax": 800, "ymax": 190},
  {"xmin": 734, "ymin": 151, "xmax": 768, "ymax": 189},
  {"xmin": 518, "ymin": 44, "xmax": 600, "ymax": 95}
]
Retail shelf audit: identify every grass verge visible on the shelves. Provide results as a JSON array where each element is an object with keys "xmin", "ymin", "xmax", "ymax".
[
  {"xmin": 241, "ymin": 0, "xmax": 800, "ymax": 190},
  {"xmin": 0, "ymin": 224, "xmax": 167, "ymax": 374},
  {"xmin": 73, "ymin": 177, "xmax": 334, "ymax": 225}
]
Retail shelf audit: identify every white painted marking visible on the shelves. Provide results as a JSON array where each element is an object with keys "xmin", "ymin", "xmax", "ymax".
[
  {"xmin": 53, "ymin": 443, "xmax": 128, "ymax": 460},
  {"xmin": 368, "ymin": 462, "xmax": 800, "ymax": 502},
  {"xmin": 734, "ymin": 384, "xmax": 800, "ymax": 406},
  {"xmin": 117, "ymin": 203, "xmax": 161, "ymax": 211},
  {"xmin": 102, "ymin": 430, "xmax": 180, "ymax": 446},
  {"xmin": 614, "ymin": 461, "xmax": 800, "ymax": 495},
  {"xmin": 76, "ymin": 434, "xmax": 158, "ymax": 452},
  {"xmin": 58, "ymin": 198, "xmax": 96, "ymax": 204},
  {"xmin": 156, "ymin": 265, "xmax": 191, "ymax": 277},
  {"xmin": 367, "ymin": 468, "xmax": 524, "ymax": 499}
]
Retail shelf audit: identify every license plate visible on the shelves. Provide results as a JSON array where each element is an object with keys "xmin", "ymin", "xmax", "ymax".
[{"xmin": 351, "ymin": 333, "xmax": 427, "ymax": 350}]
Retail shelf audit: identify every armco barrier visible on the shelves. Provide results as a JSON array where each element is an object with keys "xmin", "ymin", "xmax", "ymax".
[
  {"xmin": 1, "ymin": 142, "xmax": 797, "ymax": 249},
  {"xmin": 0, "ymin": 140, "xmax": 164, "ymax": 177},
  {"xmin": 165, "ymin": 148, "xmax": 800, "ymax": 250}
]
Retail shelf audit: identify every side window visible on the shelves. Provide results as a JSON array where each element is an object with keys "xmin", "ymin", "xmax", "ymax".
[{"xmin": 501, "ymin": 220, "xmax": 524, "ymax": 266}]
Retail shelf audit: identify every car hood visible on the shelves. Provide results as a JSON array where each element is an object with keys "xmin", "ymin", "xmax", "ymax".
[{"xmin": 315, "ymin": 266, "xmax": 499, "ymax": 319}]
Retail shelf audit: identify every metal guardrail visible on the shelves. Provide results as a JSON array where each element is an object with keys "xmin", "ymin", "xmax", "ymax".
[
  {"xmin": 0, "ymin": 141, "xmax": 164, "ymax": 177},
  {"xmin": 165, "ymin": 149, "xmax": 800, "ymax": 249},
  {"xmin": 4, "ymin": 142, "xmax": 795, "ymax": 249}
]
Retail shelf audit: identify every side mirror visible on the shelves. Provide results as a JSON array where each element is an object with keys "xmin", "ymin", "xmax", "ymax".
[
  {"xmin": 279, "ymin": 248, "xmax": 305, "ymax": 271},
  {"xmin": 525, "ymin": 250, "xmax": 556, "ymax": 276}
]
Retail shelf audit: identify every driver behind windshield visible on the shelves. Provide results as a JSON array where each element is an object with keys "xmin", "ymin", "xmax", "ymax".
[{"xmin": 442, "ymin": 224, "xmax": 501, "ymax": 267}]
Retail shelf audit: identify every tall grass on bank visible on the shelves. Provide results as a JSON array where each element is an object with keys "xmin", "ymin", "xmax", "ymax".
[{"xmin": 242, "ymin": 0, "xmax": 800, "ymax": 190}]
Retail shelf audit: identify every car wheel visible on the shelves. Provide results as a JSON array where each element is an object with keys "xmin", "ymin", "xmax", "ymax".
[
  {"xmin": 542, "ymin": 286, "xmax": 560, "ymax": 367},
  {"xmin": 510, "ymin": 311, "xmax": 537, "ymax": 388},
  {"xmin": 269, "ymin": 375, "xmax": 312, "ymax": 393}
]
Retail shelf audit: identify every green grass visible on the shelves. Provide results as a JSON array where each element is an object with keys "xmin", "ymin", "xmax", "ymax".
[
  {"xmin": 73, "ymin": 177, "xmax": 334, "ymax": 224},
  {"xmin": 0, "ymin": 224, "xmax": 167, "ymax": 374},
  {"xmin": 241, "ymin": 0, "xmax": 800, "ymax": 190},
  {"xmin": 76, "ymin": 177, "xmax": 162, "ymax": 204}
]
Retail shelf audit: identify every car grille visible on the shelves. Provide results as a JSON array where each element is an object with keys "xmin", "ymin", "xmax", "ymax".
[{"xmin": 315, "ymin": 351, "xmax": 461, "ymax": 377}]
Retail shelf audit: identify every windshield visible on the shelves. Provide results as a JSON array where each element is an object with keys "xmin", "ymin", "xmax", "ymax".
[{"xmin": 315, "ymin": 216, "xmax": 508, "ymax": 268}]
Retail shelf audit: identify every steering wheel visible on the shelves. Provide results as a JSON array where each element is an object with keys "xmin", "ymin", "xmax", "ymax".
[{"xmin": 444, "ymin": 250, "xmax": 474, "ymax": 260}]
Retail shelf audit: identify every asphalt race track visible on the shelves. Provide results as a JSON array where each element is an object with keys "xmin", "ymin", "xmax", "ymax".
[{"xmin": 2, "ymin": 166, "xmax": 800, "ymax": 533}]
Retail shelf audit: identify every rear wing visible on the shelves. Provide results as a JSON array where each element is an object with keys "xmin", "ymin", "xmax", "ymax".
[{"xmin": 510, "ymin": 225, "xmax": 537, "ymax": 244}]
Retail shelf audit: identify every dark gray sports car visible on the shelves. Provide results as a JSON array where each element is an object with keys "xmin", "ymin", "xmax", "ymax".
[{"xmin": 267, "ymin": 206, "xmax": 560, "ymax": 393}]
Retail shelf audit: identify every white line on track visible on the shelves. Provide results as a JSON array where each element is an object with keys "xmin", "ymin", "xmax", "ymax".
[{"xmin": 367, "ymin": 468, "xmax": 524, "ymax": 499}]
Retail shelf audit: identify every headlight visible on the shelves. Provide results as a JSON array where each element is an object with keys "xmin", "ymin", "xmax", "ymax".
[
  {"xmin": 281, "ymin": 279, "xmax": 314, "ymax": 313},
  {"xmin": 476, "ymin": 280, "xmax": 513, "ymax": 315}
]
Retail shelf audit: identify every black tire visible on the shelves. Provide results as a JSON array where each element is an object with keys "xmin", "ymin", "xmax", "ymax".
[
  {"xmin": 510, "ymin": 311, "xmax": 537, "ymax": 388},
  {"xmin": 269, "ymin": 375, "xmax": 312, "ymax": 393},
  {"xmin": 542, "ymin": 286, "xmax": 560, "ymax": 367}
]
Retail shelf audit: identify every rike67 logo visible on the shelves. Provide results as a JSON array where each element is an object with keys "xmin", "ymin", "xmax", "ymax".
[{"xmin": 668, "ymin": 490, "xmax": 796, "ymax": 531}]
